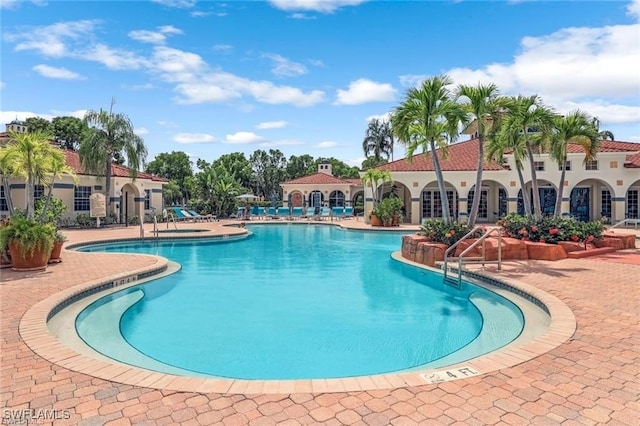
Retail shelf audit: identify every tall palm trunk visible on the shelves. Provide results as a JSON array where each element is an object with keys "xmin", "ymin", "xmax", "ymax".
[
  {"xmin": 468, "ymin": 135, "xmax": 484, "ymax": 225},
  {"xmin": 525, "ymin": 142, "xmax": 542, "ymax": 219},
  {"xmin": 431, "ymin": 140, "xmax": 451, "ymax": 224},
  {"xmin": 554, "ymin": 156, "xmax": 567, "ymax": 218},
  {"xmin": 104, "ymin": 156, "xmax": 112, "ymax": 204},
  {"xmin": 26, "ymin": 168, "xmax": 35, "ymax": 220},
  {"xmin": 516, "ymin": 162, "xmax": 531, "ymax": 216}
]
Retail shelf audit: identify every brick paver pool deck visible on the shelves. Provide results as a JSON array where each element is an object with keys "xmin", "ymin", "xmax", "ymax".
[{"xmin": 1, "ymin": 220, "xmax": 639, "ymax": 425}]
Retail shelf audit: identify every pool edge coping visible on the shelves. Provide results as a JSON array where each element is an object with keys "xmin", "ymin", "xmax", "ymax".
[{"xmin": 20, "ymin": 237, "xmax": 576, "ymax": 395}]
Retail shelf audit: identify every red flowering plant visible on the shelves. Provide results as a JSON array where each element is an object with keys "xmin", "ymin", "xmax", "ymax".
[
  {"xmin": 500, "ymin": 213, "xmax": 604, "ymax": 245},
  {"xmin": 419, "ymin": 219, "xmax": 483, "ymax": 247}
]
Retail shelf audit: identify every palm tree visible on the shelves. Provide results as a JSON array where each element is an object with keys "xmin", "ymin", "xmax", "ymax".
[
  {"xmin": 392, "ymin": 75, "xmax": 468, "ymax": 225},
  {"xmin": 486, "ymin": 125, "xmax": 532, "ymax": 216},
  {"xmin": 500, "ymin": 95, "xmax": 555, "ymax": 219},
  {"xmin": 550, "ymin": 111, "xmax": 600, "ymax": 217},
  {"xmin": 37, "ymin": 149, "xmax": 78, "ymax": 224},
  {"xmin": 456, "ymin": 83, "xmax": 501, "ymax": 226},
  {"xmin": 0, "ymin": 131, "xmax": 61, "ymax": 220},
  {"xmin": 362, "ymin": 118, "xmax": 394, "ymax": 163},
  {"xmin": 79, "ymin": 100, "xmax": 147, "ymax": 206},
  {"xmin": 361, "ymin": 169, "xmax": 392, "ymax": 211}
]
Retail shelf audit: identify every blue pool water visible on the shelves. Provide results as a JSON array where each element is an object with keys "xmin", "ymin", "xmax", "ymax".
[{"xmin": 77, "ymin": 225, "xmax": 524, "ymax": 380}]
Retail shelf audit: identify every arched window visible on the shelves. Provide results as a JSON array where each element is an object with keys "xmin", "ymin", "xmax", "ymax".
[{"xmin": 328, "ymin": 190, "xmax": 345, "ymax": 207}]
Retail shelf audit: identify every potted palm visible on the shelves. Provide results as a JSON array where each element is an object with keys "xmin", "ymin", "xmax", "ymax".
[
  {"xmin": 0, "ymin": 131, "xmax": 76, "ymax": 271},
  {"xmin": 361, "ymin": 168, "xmax": 392, "ymax": 226}
]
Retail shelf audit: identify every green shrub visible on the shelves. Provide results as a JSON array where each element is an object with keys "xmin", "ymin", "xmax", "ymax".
[
  {"xmin": 0, "ymin": 216, "xmax": 56, "ymax": 257},
  {"xmin": 419, "ymin": 219, "xmax": 482, "ymax": 246},
  {"xmin": 499, "ymin": 212, "xmax": 605, "ymax": 244}
]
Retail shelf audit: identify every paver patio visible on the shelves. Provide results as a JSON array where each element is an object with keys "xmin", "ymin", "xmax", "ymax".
[{"xmin": 1, "ymin": 221, "xmax": 638, "ymax": 425}]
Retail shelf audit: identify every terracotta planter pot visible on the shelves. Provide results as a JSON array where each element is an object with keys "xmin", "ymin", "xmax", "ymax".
[
  {"xmin": 8, "ymin": 241, "xmax": 50, "ymax": 271},
  {"xmin": 49, "ymin": 242, "xmax": 64, "ymax": 263},
  {"xmin": 0, "ymin": 248, "xmax": 11, "ymax": 269},
  {"xmin": 370, "ymin": 214, "xmax": 382, "ymax": 227}
]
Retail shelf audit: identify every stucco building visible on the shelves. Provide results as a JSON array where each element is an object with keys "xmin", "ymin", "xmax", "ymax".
[
  {"xmin": 281, "ymin": 161, "xmax": 363, "ymax": 209},
  {"xmin": 365, "ymin": 137, "xmax": 640, "ymax": 225},
  {"xmin": 0, "ymin": 121, "xmax": 167, "ymax": 224}
]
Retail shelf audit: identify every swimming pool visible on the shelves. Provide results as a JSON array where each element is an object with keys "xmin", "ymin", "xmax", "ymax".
[{"xmin": 76, "ymin": 224, "xmax": 524, "ymax": 380}]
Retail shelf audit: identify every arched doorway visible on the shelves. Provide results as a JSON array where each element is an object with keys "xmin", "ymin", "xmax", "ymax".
[
  {"xmin": 289, "ymin": 191, "xmax": 303, "ymax": 207},
  {"xmin": 467, "ymin": 181, "xmax": 509, "ymax": 222},
  {"xmin": 517, "ymin": 180, "xmax": 557, "ymax": 216},
  {"xmin": 308, "ymin": 191, "xmax": 324, "ymax": 208},
  {"xmin": 570, "ymin": 178, "xmax": 616, "ymax": 222},
  {"xmin": 627, "ymin": 179, "xmax": 640, "ymax": 219},
  {"xmin": 420, "ymin": 181, "xmax": 458, "ymax": 220},
  {"xmin": 120, "ymin": 183, "xmax": 140, "ymax": 225},
  {"xmin": 383, "ymin": 182, "xmax": 410, "ymax": 221}
]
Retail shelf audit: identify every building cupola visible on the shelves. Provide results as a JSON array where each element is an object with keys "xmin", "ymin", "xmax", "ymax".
[{"xmin": 318, "ymin": 159, "xmax": 333, "ymax": 176}]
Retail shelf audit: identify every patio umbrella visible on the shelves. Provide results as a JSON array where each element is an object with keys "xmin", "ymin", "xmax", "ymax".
[{"xmin": 236, "ymin": 193, "xmax": 259, "ymax": 201}]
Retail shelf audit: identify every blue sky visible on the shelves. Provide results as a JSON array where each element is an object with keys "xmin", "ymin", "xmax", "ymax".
[{"xmin": 2, "ymin": 0, "xmax": 639, "ymax": 168}]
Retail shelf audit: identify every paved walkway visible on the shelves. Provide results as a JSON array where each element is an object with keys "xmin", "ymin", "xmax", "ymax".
[{"xmin": 1, "ymin": 220, "xmax": 639, "ymax": 425}]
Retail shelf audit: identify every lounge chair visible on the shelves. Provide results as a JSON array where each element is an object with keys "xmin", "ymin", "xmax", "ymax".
[
  {"xmin": 320, "ymin": 207, "xmax": 331, "ymax": 220},
  {"xmin": 291, "ymin": 207, "xmax": 303, "ymax": 220},
  {"xmin": 188, "ymin": 210, "xmax": 214, "ymax": 222},
  {"xmin": 255, "ymin": 206, "xmax": 265, "ymax": 220},
  {"xmin": 306, "ymin": 207, "xmax": 319, "ymax": 220},
  {"xmin": 277, "ymin": 207, "xmax": 290, "ymax": 219},
  {"xmin": 344, "ymin": 206, "xmax": 354, "ymax": 219},
  {"xmin": 332, "ymin": 207, "xmax": 345, "ymax": 220},
  {"xmin": 267, "ymin": 207, "xmax": 277, "ymax": 219},
  {"xmin": 171, "ymin": 207, "xmax": 191, "ymax": 221}
]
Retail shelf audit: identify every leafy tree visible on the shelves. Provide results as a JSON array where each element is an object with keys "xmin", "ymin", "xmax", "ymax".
[
  {"xmin": 79, "ymin": 100, "xmax": 148, "ymax": 205},
  {"xmin": 456, "ymin": 82, "xmax": 501, "ymax": 226},
  {"xmin": 211, "ymin": 152, "xmax": 252, "ymax": 188},
  {"xmin": 162, "ymin": 181, "xmax": 182, "ymax": 207},
  {"xmin": 592, "ymin": 117, "xmax": 615, "ymax": 140},
  {"xmin": 392, "ymin": 75, "xmax": 468, "ymax": 225},
  {"xmin": 550, "ymin": 111, "xmax": 600, "ymax": 217},
  {"xmin": 500, "ymin": 95, "xmax": 555, "ymax": 219},
  {"xmin": 361, "ymin": 156, "xmax": 388, "ymax": 170},
  {"xmin": 286, "ymin": 154, "xmax": 316, "ymax": 180},
  {"xmin": 146, "ymin": 151, "xmax": 193, "ymax": 203},
  {"xmin": 363, "ymin": 118, "xmax": 394, "ymax": 162},
  {"xmin": 51, "ymin": 116, "xmax": 87, "ymax": 151},
  {"xmin": 24, "ymin": 117, "xmax": 52, "ymax": 134},
  {"xmin": 250, "ymin": 149, "xmax": 287, "ymax": 201}
]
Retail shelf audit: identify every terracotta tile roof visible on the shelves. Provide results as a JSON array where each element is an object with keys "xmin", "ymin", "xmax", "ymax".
[
  {"xmin": 64, "ymin": 150, "xmax": 168, "ymax": 182},
  {"xmin": 566, "ymin": 140, "xmax": 640, "ymax": 154},
  {"xmin": 343, "ymin": 178, "xmax": 362, "ymax": 185},
  {"xmin": 283, "ymin": 173, "xmax": 357, "ymax": 185},
  {"xmin": 375, "ymin": 138, "xmax": 508, "ymax": 172},
  {"xmin": 624, "ymin": 152, "xmax": 640, "ymax": 168}
]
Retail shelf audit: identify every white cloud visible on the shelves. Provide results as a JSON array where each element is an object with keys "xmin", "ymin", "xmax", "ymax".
[
  {"xmin": 7, "ymin": 20, "xmax": 98, "ymax": 58},
  {"xmin": 157, "ymin": 120, "xmax": 178, "ymax": 128},
  {"xmin": 289, "ymin": 13, "xmax": 316, "ymax": 19},
  {"xmin": 446, "ymin": 22, "xmax": 640, "ymax": 125},
  {"xmin": 399, "ymin": 74, "xmax": 429, "ymax": 88},
  {"xmin": 269, "ymin": 0, "xmax": 367, "ymax": 13},
  {"xmin": 365, "ymin": 112, "xmax": 392, "ymax": 123},
  {"xmin": 0, "ymin": 0, "xmax": 21, "ymax": 9},
  {"xmin": 262, "ymin": 53, "xmax": 307, "ymax": 77},
  {"xmin": 174, "ymin": 133, "xmax": 215, "ymax": 144},
  {"xmin": 628, "ymin": 0, "xmax": 640, "ymax": 19},
  {"xmin": 122, "ymin": 83, "xmax": 154, "ymax": 91},
  {"xmin": 129, "ymin": 25, "xmax": 182, "ymax": 44},
  {"xmin": 317, "ymin": 141, "xmax": 337, "ymax": 148},
  {"xmin": 83, "ymin": 44, "xmax": 149, "ymax": 70},
  {"xmin": 346, "ymin": 156, "xmax": 366, "ymax": 167},
  {"xmin": 213, "ymin": 44, "xmax": 233, "ymax": 52},
  {"xmin": 190, "ymin": 11, "xmax": 211, "ymax": 17},
  {"xmin": 32, "ymin": 64, "xmax": 85, "ymax": 80},
  {"xmin": 224, "ymin": 131, "xmax": 264, "ymax": 144},
  {"xmin": 134, "ymin": 127, "xmax": 149, "ymax": 136},
  {"xmin": 0, "ymin": 109, "xmax": 86, "ymax": 124},
  {"xmin": 151, "ymin": 0, "xmax": 196, "ymax": 8},
  {"xmin": 335, "ymin": 78, "xmax": 396, "ymax": 105},
  {"xmin": 256, "ymin": 121, "xmax": 288, "ymax": 129}
]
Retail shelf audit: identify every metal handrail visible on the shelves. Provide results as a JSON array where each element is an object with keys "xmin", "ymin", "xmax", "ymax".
[
  {"xmin": 609, "ymin": 218, "xmax": 640, "ymax": 230},
  {"xmin": 443, "ymin": 226, "xmax": 503, "ymax": 288},
  {"xmin": 153, "ymin": 216, "xmax": 159, "ymax": 240},
  {"xmin": 139, "ymin": 215, "xmax": 144, "ymax": 240}
]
